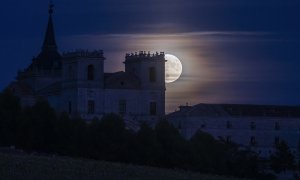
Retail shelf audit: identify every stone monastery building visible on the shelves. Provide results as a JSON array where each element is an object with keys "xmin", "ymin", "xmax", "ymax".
[
  {"xmin": 10, "ymin": 4, "xmax": 300, "ymax": 162},
  {"xmin": 9, "ymin": 4, "xmax": 166, "ymax": 121},
  {"xmin": 168, "ymin": 104, "xmax": 300, "ymax": 160}
]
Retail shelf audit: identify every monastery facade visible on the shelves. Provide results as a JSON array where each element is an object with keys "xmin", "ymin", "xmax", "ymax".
[{"xmin": 10, "ymin": 4, "xmax": 165, "ymax": 122}]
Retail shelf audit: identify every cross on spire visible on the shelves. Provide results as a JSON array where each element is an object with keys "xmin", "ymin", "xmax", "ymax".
[
  {"xmin": 49, "ymin": 1, "xmax": 54, "ymax": 15},
  {"xmin": 26, "ymin": 1, "xmax": 62, "ymax": 71},
  {"xmin": 42, "ymin": 1, "xmax": 57, "ymax": 51}
]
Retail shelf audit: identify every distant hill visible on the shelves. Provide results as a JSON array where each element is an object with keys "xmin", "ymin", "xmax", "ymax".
[{"xmin": 0, "ymin": 151, "xmax": 242, "ymax": 180}]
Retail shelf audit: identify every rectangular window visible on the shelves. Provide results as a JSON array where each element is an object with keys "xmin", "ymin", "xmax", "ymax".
[
  {"xmin": 150, "ymin": 102, "xmax": 157, "ymax": 115},
  {"xmin": 274, "ymin": 136, "xmax": 280, "ymax": 146},
  {"xmin": 87, "ymin": 65, "xmax": 94, "ymax": 81},
  {"xmin": 275, "ymin": 122, "xmax": 280, "ymax": 130},
  {"xmin": 68, "ymin": 101, "xmax": 72, "ymax": 114},
  {"xmin": 201, "ymin": 123, "xmax": 206, "ymax": 129},
  {"xmin": 226, "ymin": 136, "xmax": 231, "ymax": 143},
  {"xmin": 250, "ymin": 121, "xmax": 256, "ymax": 130},
  {"xmin": 88, "ymin": 100, "xmax": 95, "ymax": 114},
  {"xmin": 149, "ymin": 67, "xmax": 156, "ymax": 82},
  {"xmin": 226, "ymin": 121, "xmax": 232, "ymax": 129},
  {"xmin": 68, "ymin": 66, "xmax": 73, "ymax": 80},
  {"xmin": 119, "ymin": 100, "xmax": 126, "ymax": 114},
  {"xmin": 250, "ymin": 136, "xmax": 257, "ymax": 146}
]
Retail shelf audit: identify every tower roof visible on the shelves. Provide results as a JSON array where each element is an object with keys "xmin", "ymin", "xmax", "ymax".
[
  {"xmin": 42, "ymin": 3, "xmax": 57, "ymax": 51},
  {"xmin": 28, "ymin": 3, "xmax": 62, "ymax": 71}
]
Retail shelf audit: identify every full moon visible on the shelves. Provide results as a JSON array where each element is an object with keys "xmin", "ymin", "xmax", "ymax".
[{"xmin": 165, "ymin": 54, "xmax": 182, "ymax": 83}]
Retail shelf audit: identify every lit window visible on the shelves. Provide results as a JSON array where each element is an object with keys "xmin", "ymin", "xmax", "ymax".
[
  {"xmin": 150, "ymin": 102, "xmax": 157, "ymax": 115},
  {"xmin": 149, "ymin": 67, "xmax": 156, "ymax": 82},
  {"xmin": 87, "ymin": 65, "xmax": 94, "ymax": 80},
  {"xmin": 119, "ymin": 100, "xmax": 126, "ymax": 114},
  {"xmin": 88, "ymin": 100, "xmax": 95, "ymax": 114}
]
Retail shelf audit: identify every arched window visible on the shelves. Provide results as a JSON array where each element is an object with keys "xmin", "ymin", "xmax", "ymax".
[{"xmin": 87, "ymin": 65, "xmax": 94, "ymax": 80}]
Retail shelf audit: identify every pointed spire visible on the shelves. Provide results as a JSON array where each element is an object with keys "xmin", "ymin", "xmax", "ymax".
[
  {"xmin": 42, "ymin": 2, "xmax": 57, "ymax": 51},
  {"xmin": 49, "ymin": 1, "xmax": 54, "ymax": 15},
  {"xmin": 31, "ymin": 1, "xmax": 62, "ymax": 71}
]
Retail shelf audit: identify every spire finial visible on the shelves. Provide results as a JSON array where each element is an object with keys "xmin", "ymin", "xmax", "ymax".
[
  {"xmin": 42, "ymin": 0, "xmax": 57, "ymax": 51},
  {"xmin": 49, "ymin": 1, "xmax": 54, "ymax": 15}
]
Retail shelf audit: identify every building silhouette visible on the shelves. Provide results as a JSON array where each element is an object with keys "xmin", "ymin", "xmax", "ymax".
[
  {"xmin": 9, "ymin": 4, "xmax": 165, "ymax": 122},
  {"xmin": 11, "ymin": 3, "xmax": 300, "ymax": 165},
  {"xmin": 168, "ymin": 104, "xmax": 300, "ymax": 161}
]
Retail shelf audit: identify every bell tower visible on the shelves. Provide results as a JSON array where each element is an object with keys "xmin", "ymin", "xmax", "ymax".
[
  {"xmin": 124, "ymin": 51, "xmax": 166, "ymax": 118},
  {"xmin": 62, "ymin": 50, "xmax": 105, "ymax": 118},
  {"xmin": 17, "ymin": 2, "xmax": 62, "ymax": 92}
]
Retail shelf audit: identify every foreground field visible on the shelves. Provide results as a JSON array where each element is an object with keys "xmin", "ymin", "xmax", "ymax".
[{"xmin": 0, "ymin": 151, "xmax": 241, "ymax": 180}]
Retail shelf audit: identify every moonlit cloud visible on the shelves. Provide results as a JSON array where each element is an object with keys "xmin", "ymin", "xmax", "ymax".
[
  {"xmin": 0, "ymin": 0, "xmax": 299, "ymax": 113},
  {"xmin": 58, "ymin": 31, "xmax": 300, "ymax": 112}
]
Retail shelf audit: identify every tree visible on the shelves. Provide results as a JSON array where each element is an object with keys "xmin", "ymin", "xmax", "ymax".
[
  {"xmin": 155, "ymin": 119, "xmax": 192, "ymax": 169},
  {"xmin": 190, "ymin": 130, "xmax": 226, "ymax": 173},
  {"xmin": 68, "ymin": 116, "xmax": 88, "ymax": 157},
  {"xmin": 55, "ymin": 112, "xmax": 79, "ymax": 156},
  {"xmin": 133, "ymin": 122, "xmax": 161, "ymax": 166},
  {"xmin": 270, "ymin": 140, "xmax": 295, "ymax": 174},
  {"xmin": 0, "ymin": 89, "xmax": 21, "ymax": 146},
  {"xmin": 190, "ymin": 130, "xmax": 267, "ymax": 178},
  {"xmin": 17, "ymin": 99, "xmax": 58, "ymax": 152},
  {"xmin": 91, "ymin": 113, "xmax": 134, "ymax": 162}
]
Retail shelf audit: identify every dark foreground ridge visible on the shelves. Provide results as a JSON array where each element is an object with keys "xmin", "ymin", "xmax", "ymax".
[{"xmin": 0, "ymin": 151, "xmax": 241, "ymax": 180}]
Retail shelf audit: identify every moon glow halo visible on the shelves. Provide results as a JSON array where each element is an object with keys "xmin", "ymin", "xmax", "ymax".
[{"xmin": 165, "ymin": 54, "xmax": 182, "ymax": 83}]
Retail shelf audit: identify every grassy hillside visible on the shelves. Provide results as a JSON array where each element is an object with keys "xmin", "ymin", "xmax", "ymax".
[{"xmin": 0, "ymin": 151, "xmax": 242, "ymax": 180}]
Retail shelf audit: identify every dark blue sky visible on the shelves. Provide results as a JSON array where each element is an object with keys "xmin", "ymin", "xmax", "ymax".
[{"xmin": 0, "ymin": 0, "xmax": 300, "ymax": 112}]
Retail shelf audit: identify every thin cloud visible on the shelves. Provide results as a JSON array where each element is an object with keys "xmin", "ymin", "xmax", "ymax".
[
  {"xmin": 84, "ymin": 31, "xmax": 273, "ymax": 38},
  {"xmin": 59, "ymin": 30, "xmax": 300, "ymax": 113}
]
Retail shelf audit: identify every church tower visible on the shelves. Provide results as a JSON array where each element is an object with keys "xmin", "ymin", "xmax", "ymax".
[
  {"xmin": 124, "ymin": 51, "xmax": 166, "ymax": 118},
  {"xmin": 17, "ymin": 3, "xmax": 62, "ymax": 92},
  {"xmin": 12, "ymin": 3, "xmax": 166, "ymax": 122},
  {"xmin": 61, "ymin": 50, "xmax": 105, "ymax": 118}
]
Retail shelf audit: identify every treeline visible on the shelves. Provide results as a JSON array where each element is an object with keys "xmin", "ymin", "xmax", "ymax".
[{"xmin": 0, "ymin": 90, "xmax": 281, "ymax": 179}]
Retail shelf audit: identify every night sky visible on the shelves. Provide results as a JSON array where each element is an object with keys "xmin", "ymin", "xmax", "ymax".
[{"xmin": 0, "ymin": 0, "xmax": 300, "ymax": 112}]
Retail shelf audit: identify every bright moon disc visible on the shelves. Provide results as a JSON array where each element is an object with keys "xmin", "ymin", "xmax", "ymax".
[{"xmin": 165, "ymin": 54, "xmax": 183, "ymax": 83}]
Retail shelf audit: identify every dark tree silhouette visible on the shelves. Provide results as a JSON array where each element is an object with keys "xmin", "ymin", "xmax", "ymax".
[
  {"xmin": 155, "ymin": 119, "xmax": 192, "ymax": 169},
  {"xmin": 54, "ymin": 112, "xmax": 73, "ymax": 155},
  {"xmin": 190, "ymin": 130, "xmax": 226, "ymax": 173},
  {"xmin": 0, "ymin": 89, "xmax": 271, "ymax": 179},
  {"xmin": 190, "ymin": 130, "xmax": 272, "ymax": 179},
  {"xmin": 270, "ymin": 140, "xmax": 295, "ymax": 174},
  {"xmin": 92, "ymin": 113, "xmax": 134, "ymax": 161},
  {"xmin": 17, "ymin": 99, "xmax": 58, "ymax": 152},
  {"xmin": 133, "ymin": 122, "xmax": 161, "ymax": 166},
  {"xmin": 0, "ymin": 89, "xmax": 21, "ymax": 146}
]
